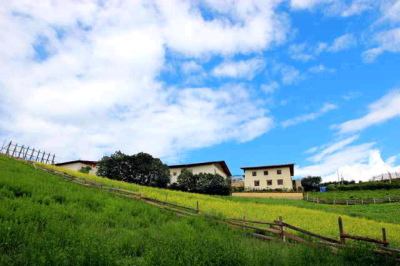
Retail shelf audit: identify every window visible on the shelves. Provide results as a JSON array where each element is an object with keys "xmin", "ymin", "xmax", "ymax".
[
  {"xmin": 277, "ymin": 179, "xmax": 283, "ymax": 185},
  {"xmin": 277, "ymin": 169, "xmax": 282, "ymax": 175},
  {"xmin": 252, "ymin": 171, "xmax": 257, "ymax": 176},
  {"xmin": 254, "ymin": 180, "xmax": 260, "ymax": 186},
  {"xmin": 264, "ymin": 170, "xmax": 268, "ymax": 175},
  {"xmin": 173, "ymin": 172, "xmax": 177, "ymax": 176},
  {"xmin": 267, "ymin": 180, "xmax": 272, "ymax": 186}
]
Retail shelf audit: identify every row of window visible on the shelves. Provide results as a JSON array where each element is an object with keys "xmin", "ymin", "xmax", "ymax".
[
  {"xmin": 252, "ymin": 169, "xmax": 281, "ymax": 176},
  {"xmin": 254, "ymin": 179, "xmax": 284, "ymax": 186}
]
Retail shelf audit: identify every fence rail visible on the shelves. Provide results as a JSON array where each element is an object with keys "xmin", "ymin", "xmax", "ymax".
[
  {"xmin": 303, "ymin": 195, "xmax": 400, "ymax": 205},
  {"xmin": 0, "ymin": 140, "xmax": 57, "ymax": 164},
  {"xmin": 32, "ymin": 164, "xmax": 400, "ymax": 262}
]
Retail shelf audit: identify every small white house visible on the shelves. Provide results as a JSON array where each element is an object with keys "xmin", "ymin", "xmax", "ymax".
[
  {"xmin": 168, "ymin": 161, "xmax": 232, "ymax": 184},
  {"xmin": 55, "ymin": 160, "xmax": 98, "ymax": 175}
]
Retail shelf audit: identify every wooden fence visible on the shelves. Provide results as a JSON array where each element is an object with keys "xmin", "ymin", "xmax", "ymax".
[
  {"xmin": 33, "ymin": 164, "xmax": 400, "ymax": 262},
  {"xmin": 304, "ymin": 194, "xmax": 400, "ymax": 205},
  {"xmin": 0, "ymin": 140, "xmax": 57, "ymax": 164}
]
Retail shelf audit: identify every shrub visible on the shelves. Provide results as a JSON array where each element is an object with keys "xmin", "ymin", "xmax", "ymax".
[
  {"xmin": 301, "ymin": 176, "xmax": 322, "ymax": 192},
  {"xmin": 79, "ymin": 166, "xmax": 92, "ymax": 174},
  {"xmin": 174, "ymin": 169, "xmax": 231, "ymax": 196}
]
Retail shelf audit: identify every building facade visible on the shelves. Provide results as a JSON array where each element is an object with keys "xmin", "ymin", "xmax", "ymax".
[
  {"xmin": 242, "ymin": 164, "xmax": 295, "ymax": 191},
  {"xmin": 169, "ymin": 161, "xmax": 231, "ymax": 184},
  {"xmin": 55, "ymin": 160, "xmax": 98, "ymax": 176}
]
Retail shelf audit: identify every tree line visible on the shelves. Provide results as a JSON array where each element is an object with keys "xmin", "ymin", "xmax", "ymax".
[{"xmin": 96, "ymin": 151, "xmax": 230, "ymax": 195}]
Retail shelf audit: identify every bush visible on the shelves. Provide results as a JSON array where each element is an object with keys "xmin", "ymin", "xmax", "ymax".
[
  {"xmin": 78, "ymin": 166, "xmax": 92, "ymax": 174},
  {"xmin": 174, "ymin": 168, "xmax": 231, "ymax": 196},
  {"xmin": 97, "ymin": 151, "xmax": 170, "ymax": 188}
]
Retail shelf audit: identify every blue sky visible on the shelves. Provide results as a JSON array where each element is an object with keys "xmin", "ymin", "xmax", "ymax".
[{"xmin": 1, "ymin": 0, "xmax": 400, "ymax": 182}]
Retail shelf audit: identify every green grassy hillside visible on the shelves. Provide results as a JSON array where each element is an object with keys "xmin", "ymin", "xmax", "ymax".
[
  {"xmin": 37, "ymin": 162, "xmax": 400, "ymax": 248},
  {"xmin": 308, "ymin": 190, "xmax": 400, "ymax": 200},
  {"xmin": 0, "ymin": 156, "xmax": 362, "ymax": 266}
]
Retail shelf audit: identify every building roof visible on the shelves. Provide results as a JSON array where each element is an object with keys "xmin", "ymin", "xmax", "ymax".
[
  {"xmin": 241, "ymin": 164, "xmax": 295, "ymax": 176},
  {"xmin": 169, "ymin": 161, "xmax": 232, "ymax": 177},
  {"xmin": 55, "ymin": 160, "xmax": 98, "ymax": 166}
]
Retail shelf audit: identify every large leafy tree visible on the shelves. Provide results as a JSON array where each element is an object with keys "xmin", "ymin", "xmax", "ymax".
[
  {"xmin": 301, "ymin": 176, "xmax": 322, "ymax": 192},
  {"xmin": 97, "ymin": 151, "xmax": 170, "ymax": 188}
]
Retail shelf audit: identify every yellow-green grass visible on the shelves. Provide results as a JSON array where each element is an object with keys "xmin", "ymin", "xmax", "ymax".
[{"xmin": 38, "ymin": 163, "xmax": 400, "ymax": 247}]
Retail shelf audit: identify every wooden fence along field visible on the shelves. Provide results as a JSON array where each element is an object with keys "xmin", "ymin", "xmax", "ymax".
[
  {"xmin": 304, "ymin": 194, "xmax": 400, "ymax": 205},
  {"xmin": 33, "ymin": 164, "xmax": 400, "ymax": 262},
  {"xmin": 0, "ymin": 140, "xmax": 57, "ymax": 164}
]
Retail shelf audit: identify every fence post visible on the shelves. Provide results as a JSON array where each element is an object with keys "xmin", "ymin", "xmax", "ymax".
[
  {"xmin": 30, "ymin": 149, "xmax": 35, "ymax": 161},
  {"xmin": 333, "ymin": 199, "xmax": 335, "ymax": 205},
  {"xmin": 338, "ymin": 217, "xmax": 345, "ymax": 244},
  {"xmin": 6, "ymin": 141, "xmax": 12, "ymax": 156},
  {"xmin": 306, "ymin": 193, "xmax": 309, "ymax": 200},
  {"xmin": 279, "ymin": 216, "xmax": 285, "ymax": 242},
  {"xmin": 373, "ymin": 198, "xmax": 376, "ymax": 204},
  {"xmin": 51, "ymin": 154, "xmax": 55, "ymax": 165},
  {"xmin": 40, "ymin": 151, "xmax": 46, "ymax": 163},
  {"xmin": 196, "ymin": 201, "xmax": 199, "ymax": 213},
  {"xmin": 18, "ymin": 145, "xmax": 24, "ymax": 158},
  {"xmin": 382, "ymin": 228, "xmax": 388, "ymax": 247},
  {"xmin": 24, "ymin": 147, "xmax": 30, "ymax": 159},
  {"xmin": 45, "ymin": 153, "xmax": 51, "ymax": 164},
  {"xmin": 0, "ymin": 139, "xmax": 5, "ymax": 153},
  {"xmin": 11, "ymin": 143, "xmax": 18, "ymax": 157},
  {"xmin": 346, "ymin": 200, "xmax": 349, "ymax": 205},
  {"xmin": 388, "ymin": 197, "xmax": 391, "ymax": 203},
  {"xmin": 361, "ymin": 199, "xmax": 363, "ymax": 205}
]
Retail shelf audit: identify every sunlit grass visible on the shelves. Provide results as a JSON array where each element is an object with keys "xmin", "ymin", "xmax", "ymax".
[{"xmin": 38, "ymin": 163, "xmax": 400, "ymax": 247}]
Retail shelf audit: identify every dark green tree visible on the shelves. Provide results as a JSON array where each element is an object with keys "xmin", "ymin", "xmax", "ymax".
[
  {"xmin": 301, "ymin": 176, "xmax": 322, "ymax": 191},
  {"xmin": 97, "ymin": 151, "xmax": 170, "ymax": 188}
]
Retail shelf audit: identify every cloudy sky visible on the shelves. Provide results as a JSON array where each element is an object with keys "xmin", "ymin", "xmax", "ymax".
[{"xmin": 1, "ymin": 0, "xmax": 400, "ymax": 182}]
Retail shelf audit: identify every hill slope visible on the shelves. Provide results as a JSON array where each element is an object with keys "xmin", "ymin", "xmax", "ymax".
[
  {"xmin": 0, "ymin": 156, "xmax": 357, "ymax": 266},
  {"xmin": 39, "ymin": 162, "xmax": 400, "ymax": 248}
]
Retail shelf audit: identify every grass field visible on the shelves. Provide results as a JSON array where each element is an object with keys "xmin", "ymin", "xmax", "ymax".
[
  {"xmin": 2, "ymin": 156, "xmax": 373, "ymax": 266},
  {"xmin": 227, "ymin": 197, "xmax": 400, "ymax": 225},
  {"xmin": 308, "ymin": 190, "xmax": 400, "ymax": 200},
  {"xmin": 37, "ymin": 162, "xmax": 400, "ymax": 248}
]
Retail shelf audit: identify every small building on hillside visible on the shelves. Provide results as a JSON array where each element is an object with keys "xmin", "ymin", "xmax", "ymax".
[
  {"xmin": 55, "ymin": 160, "xmax": 98, "ymax": 176},
  {"xmin": 169, "ymin": 161, "xmax": 232, "ymax": 184},
  {"xmin": 241, "ymin": 164, "xmax": 297, "ymax": 191}
]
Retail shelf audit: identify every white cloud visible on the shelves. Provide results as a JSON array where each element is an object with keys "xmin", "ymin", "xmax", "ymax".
[
  {"xmin": 342, "ymin": 92, "xmax": 362, "ymax": 100},
  {"xmin": 261, "ymin": 81, "xmax": 280, "ymax": 94},
  {"xmin": 335, "ymin": 90, "xmax": 400, "ymax": 134},
  {"xmin": 307, "ymin": 135, "xmax": 359, "ymax": 162},
  {"xmin": 341, "ymin": 0, "xmax": 374, "ymax": 17},
  {"xmin": 327, "ymin": 33, "xmax": 357, "ymax": 52},
  {"xmin": 296, "ymin": 142, "xmax": 375, "ymax": 180},
  {"xmin": 290, "ymin": 0, "xmax": 325, "ymax": 10},
  {"xmin": 321, "ymin": 150, "xmax": 400, "ymax": 182},
  {"xmin": 212, "ymin": 58, "xmax": 265, "ymax": 80},
  {"xmin": 380, "ymin": 0, "xmax": 400, "ymax": 23},
  {"xmin": 362, "ymin": 28, "xmax": 400, "ymax": 63},
  {"xmin": 304, "ymin": 146, "xmax": 318, "ymax": 154},
  {"xmin": 288, "ymin": 43, "xmax": 314, "ymax": 62},
  {"xmin": 308, "ymin": 64, "xmax": 335, "ymax": 73},
  {"xmin": 273, "ymin": 63, "xmax": 302, "ymax": 84},
  {"xmin": 288, "ymin": 34, "xmax": 356, "ymax": 63},
  {"xmin": 0, "ymin": 1, "xmax": 284, "ymax": 162},
  {"xmin": 281, "ymin": 103, "xmax": 338, "ymax": 128},
  {"xmin": 181, "ymin": 61, "xmax": 204, "ymax": 74}
]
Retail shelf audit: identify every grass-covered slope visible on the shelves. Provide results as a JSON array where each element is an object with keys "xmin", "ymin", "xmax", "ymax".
[
  {"xmin": 228, "ymin": 196, "xmax": 400, "ymax": 225},
  {"xmin": 0, "ymin": 156, "xmax": 356, "ymax": 266},
  {"xmin": 38, "ymin": 162, "xmax": 400, "ymax": 248},
  {"xmin": 308, "ymin": 190, "xmax": 400, "ymax": 200}
]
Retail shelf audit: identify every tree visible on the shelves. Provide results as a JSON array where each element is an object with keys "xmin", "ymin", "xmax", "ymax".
[
  {"xmin": 97, "ymin": 151, "xmax": 170, "ymax": 188},
  {"xmin": 301, "ymin": 176, "xmax": 322, "ymax": 192},
  {"xmin": 176, "ymin": 168, "xmax": 199, "ymax": 192},
  {"xmin": 79, "ymin": 166, "xmax": 92, "ymax": 174},
  {"xmin": 176, "ymin": 170, "xmax": 231, "ymax": 195}
]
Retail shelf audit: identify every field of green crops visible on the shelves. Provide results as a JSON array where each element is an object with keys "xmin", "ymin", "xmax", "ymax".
[
  {"xmin": 308, "ymin": 190, "xmax": 400, "ymax": 200},
  {"xmin": 38, "ymin": 162, "xmax": 400, "ymax": 248},
  {"xmin": 5, "ymin": 156, "xmax": 374, "ymax": 266}
]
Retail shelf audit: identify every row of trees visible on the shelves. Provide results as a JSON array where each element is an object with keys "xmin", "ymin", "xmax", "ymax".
[
  {"xmin": 96, "ymin": 151, "xmax": 230, "ymax": 195},
  {"xmin": 171, "ymin": 169, "xmax": 231, "ymax": 195}
]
